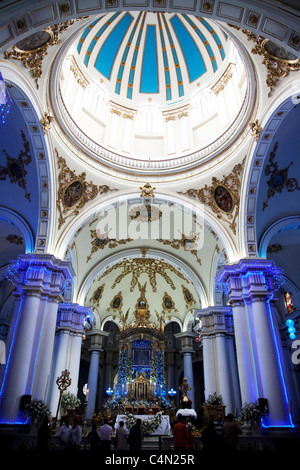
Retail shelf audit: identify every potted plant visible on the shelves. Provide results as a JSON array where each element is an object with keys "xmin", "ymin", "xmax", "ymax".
[
  {"xmin": 202, "ymin": 393, "xmax": 225, "ymax": 425},
  {"xmin": 61, "ymin": 391, "xmax": 81, "ymax": 415},
  {"xmin": 238, "ymin": 401, "xmax": 261, "ymax": 434},
  {"xmin": 24, "ymin": 399, "xmax": 51, "ymax": 434}
]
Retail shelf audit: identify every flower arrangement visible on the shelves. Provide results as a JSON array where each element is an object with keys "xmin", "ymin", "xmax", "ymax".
[
  {"xmin": 203, "ymin": 393, "xmax": 223, "ymax": 405},
  {"xmin": 61, "ymin": 391, "xmax": 81, "ymax": 413},
  {"xmin": 25, "ymin": 399, "xmax": 51, "ymax": 425},
  {"xmin": 125, "ymin": 411, "xmax": 163, "ymax": 434},
  {"xmin": 238, "ymin": 401, "xmax": 261, "ymax": 424},
  {"xmin": 187, "ymin": 422, "xmax": 201, "ymax": 436}
]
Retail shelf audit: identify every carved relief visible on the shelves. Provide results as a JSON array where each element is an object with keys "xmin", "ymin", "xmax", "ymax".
[
  {"xmin": 262, "ymin": 141, "xmax": 300, "ymax": 210},
  {"xmin": 107, "ymin": 292, "xmax": 123, "ymax": 312},
  {"xmin": 89, "ymin": 284, "xmax": 105, "ymax": 306},
  {"xmin": 56, "ymin": 150, "xmax": 117, "ymax": 229},
  {"xmin": 4, "ymin": 20, "xmax": 85, "ymax": 88},
  {"xmin": 178, "ymin": 160, "xmax": 245, "ymax": 235},
  {"xmin": 97, "ymin": 258, "xmax": 189, "ymax": 292},
  {"xmin": 0, "ymin": 129, "xmax": 32, "ymax": 201},
  {"xmin": 242, "ymin": 31, "xmax": 300, "ymax": 95},
  {"xmin": 140, "ymin": 182, "xmax": 155, "ymax": 197},
  {"xmin": 86, "ymin": 230, "xmax": 133, "ymax": 263},
  {"xmin": 181, "ymin": 285, "xmax": 196, "ymax": 308},
  {"xmin": 157, "ymin": 233, "xmax": 202, "ymax": 265}
]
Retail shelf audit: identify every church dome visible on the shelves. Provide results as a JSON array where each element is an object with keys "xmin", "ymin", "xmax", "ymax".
[
  {"xmin": 76, "ymin": 11, "xmax": 228, "ymax": 104},
  {"xmin": 56, "ymin": 11, "xmax": 253, "ymax": 177}
]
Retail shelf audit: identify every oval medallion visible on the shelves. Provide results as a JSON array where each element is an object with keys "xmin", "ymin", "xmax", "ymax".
[
  {"xmin": 15, "ymin": 30, "xmax": 52, "ymax": 52},
  {"xmin": 214, "ymin": 186, "xmax": 233, "ymax": 213},
  {"xmin": 63, "ymin": 180, "xmax": 83, "ymax": 208}
]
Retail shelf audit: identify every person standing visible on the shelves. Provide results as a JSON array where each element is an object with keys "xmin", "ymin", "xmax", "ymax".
[
  {"xmin": 87, "ymin": 423, "xmax": 100, "ymax": 451},
  {"xmin": 115, "ymin": 420, "xmax": 128, "ymax": 450},
  {"xmin": 128, "ymin": 418, "xmax": 144, "ymax": 451},
  {"xmin": 69, "ymin": 419, "xmax": 82, "ymax": 450},
  {"xmin": 99, "ymin": 418, "xmax": 113, "ymax": 451},
  {"xmin": 56, "ymin": 416, "xmax": 72, "ymax": 450},
  {"xmin": 172, "ymin": 414, "xmax": 188, "ymax": 451},
  {"xmin": 223, "ymin": 414, "xmax": 242, "ymax": 451}
]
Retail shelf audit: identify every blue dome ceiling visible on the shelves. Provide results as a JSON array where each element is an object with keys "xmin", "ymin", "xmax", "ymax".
[{"xmin": 76, "ymin": 11, "xmax": 228, "ymax": 104}]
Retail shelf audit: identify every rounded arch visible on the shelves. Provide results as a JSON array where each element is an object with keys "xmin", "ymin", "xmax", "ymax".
[
  {"xmin": 76, "ymin": 247, "xmax": 209, "ymax": 311},
  {"xmin": 241, "ymin": 80, "xmax": 300, "ymax": 257},
  {"xmin": 55, "ymin": 190, "xmax": 237, "ymax": 262},
  {"xmin": 259, "ymin": 215, "xmax": 300, "ymax": 258},
  {"xmin": 0, "ymin": 1, "xmax": 299, "ymax": 56},
  {"xmin": 0, "ymin": 63, "xmax": 55, "ymax": 254},
  {"xmin": 0, "ymin": 207, "xmax": 34, "ymax": 254}
]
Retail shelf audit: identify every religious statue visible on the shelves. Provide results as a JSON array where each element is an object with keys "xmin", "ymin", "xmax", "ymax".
[{"xmin": 179, "ymin": 377, "xmax": 192, "ymax": 409}]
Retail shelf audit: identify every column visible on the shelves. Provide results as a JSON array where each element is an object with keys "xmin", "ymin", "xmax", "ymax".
[
  {"xmin": 86, "ymin": 330, "xmax": 109, "ymax": 422},
  {"xmin": 48, "ymin": 330, "xmax": 70, "ymax": 416},
  {"xmin": 48, "ymin": 303, "xmax": 91, "ymax": 417},
  {"xmin": 174, "ymin": 332, "xmax": 196, "ymax": 406},
  {"xmin": 0, "ymin": 254, "xmax": 74, "ymax": 423},
  {"xmin": 196, "ymin": 306, "xmax": 241, "ymax": 414},
  {"xmin": 216, "ymin": 258, "xmax": 293, "ymax": 427},
  {"xmin": 32, "ymin": 297, "xmax": 61, "ymax": 401}
]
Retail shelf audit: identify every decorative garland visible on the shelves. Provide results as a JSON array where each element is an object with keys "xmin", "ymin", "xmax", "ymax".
[{"xmin": 125, "ymin": 411, "xmax": 163, "ymax": 434}]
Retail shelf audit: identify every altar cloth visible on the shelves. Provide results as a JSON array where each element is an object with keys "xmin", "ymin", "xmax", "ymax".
[
  {"xmin": 115, "ymin": 414, "xmax": 170, "ymax": 435},
  {"xmin": 176, "ymin": 408, "xmax": 197, "ymax": 418}
]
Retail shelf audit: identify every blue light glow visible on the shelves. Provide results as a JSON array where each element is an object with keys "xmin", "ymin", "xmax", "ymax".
[
  {"xmin": 0, "ymin": 72, "xmax": 11, "ymax": 124},
  {"xmin": 241, "ymin": 269, "xmax": 294, "ymax": 428}
]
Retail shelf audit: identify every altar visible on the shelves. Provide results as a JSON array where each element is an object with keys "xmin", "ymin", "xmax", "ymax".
[{"xmin": 115, "ymin": 414, "xmax": 171, "ymax": 436}]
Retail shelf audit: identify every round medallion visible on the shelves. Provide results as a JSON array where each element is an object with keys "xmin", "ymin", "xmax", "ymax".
[{"xmin": 214, "ymin": 185, "xmax": 233, "ymax": 213}]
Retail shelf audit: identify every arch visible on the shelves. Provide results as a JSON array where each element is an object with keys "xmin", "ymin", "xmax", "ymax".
[
  {"xmin": 0, "ymin": 1, "xmax": 299, "ymax": 56},
  {"xmin": 259, "ymin": 215, "xmax": 300, "ymax": 258},
  {"xmin": 55, "ymin": 190, "xmax": 236, "ymax": 262},
  {"xmin": 0, "ymin": 63, "xmax": 54, "ymax": 254},
  {"xmin": 76, "ymin": 247, "xmax": 209, "ymax": 311},
  {"xmin": 0, "ymin": 207, "xmax": 34, "ymax": 254},
  {"xmin": 241, "ymin": 80, "xmax": 300, "ymax": 257}
]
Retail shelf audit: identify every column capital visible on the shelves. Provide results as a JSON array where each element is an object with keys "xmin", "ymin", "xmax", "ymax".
[
  {"xmin": 88, "ymin": 329, "xmax": 110, "ymax": 351},
  {"xmin": 195, "ymin": 306, "xmax": 234, "ymax": 337},
  {"xmin": 215, "ymin": 258, "xmax": 284, "ymax": 301},
  {"xmin": 7, "ymin": 253, "xmax": 75, "ymax": 299},
  {"xmin": 56, "ymin": 303, "xmax": 91, "ymax": 334},
  {"xmin": 174, "ymin": 331, "xmax": 197, "ymax": 353}
]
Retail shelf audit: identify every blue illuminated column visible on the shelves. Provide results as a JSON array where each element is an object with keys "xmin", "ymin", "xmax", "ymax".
[
  {"xmin": 197, "ymin": 307, "xmax": 241, "ymax": 415},
  {"xmin": 85, "ymin": 331, "xmax": 109, "ymax": 422},
  {"xmin": 0, "ymin": 254, "xmax": 74, "ymax": 423},
  {"xmin": 216, "ymin": 258, "xmax": 293, "ymax": 427},
  {"xmin": 174, "ymin": 332, "xmax": 196, "ymax": 406},
  {"xmin": 48, "ymin": 303, "xmax": 90, "ymax": 417}
]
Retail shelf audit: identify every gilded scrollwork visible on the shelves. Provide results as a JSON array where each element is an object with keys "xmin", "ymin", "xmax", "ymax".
[
  {"xmin": 0, "ymin": 129, "xmax": 32, "ymax": 201},
  {"xmin": 107, "ymin": 292, "xmax": 123, "ymax": 312},
  {"xmin": 89, "ymin": 284, "xmax": 105, "ymax": 306},
  {"xmin": 140, "ymin": 182, "xmax": 155, "ymax": 197},
  {"xmin": 178, "ymin": 160, "xmax": 245, "ymax": 235},
  {"xmin": 157, "ymin": 233, "xmax": 202, "ymax": 265},
  {"xmin": 4, "ymin": 20, "xmax": 85, "ymax": 89},
  {"xmin": 56, "ymin": 150, "xmax": 117, "ymax": 229},
  {"xmin": 162, "ymin": 292, "xmax": 178, "ymax": 313},
  {"xmin": 181, "ymin": 285, "xmax": 196, "ymax": 308},
  {"xmin": 242, "ymin": 30, "xmax": 300, "ymax": 96},
  {"xmin": 262, "ymin": 141, "xmax": 300, "ymax": 210},
  {"xmin": 97, "ymin": 258, "xmax": 189, "ymax": 293},
  {"xmin": 86, "ymin": 230, "xmax": 133, "ymax": 263}
]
